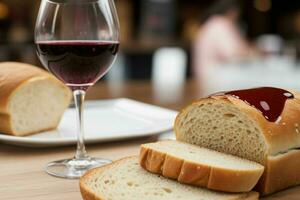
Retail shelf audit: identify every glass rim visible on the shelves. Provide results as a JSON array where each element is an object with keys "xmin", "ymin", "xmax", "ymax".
[
  {"xmin": 34, "ymin": 39, "xmax": 120, "ymax": 44},
  {"xmin": 43, "ymin": 0, "xmax": 105, "ymax": 5}
]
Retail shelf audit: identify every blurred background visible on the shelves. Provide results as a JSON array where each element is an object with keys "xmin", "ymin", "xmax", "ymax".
[{"xmin": 0, "ymin": 0, "xmax": 299, "ymax": 106}]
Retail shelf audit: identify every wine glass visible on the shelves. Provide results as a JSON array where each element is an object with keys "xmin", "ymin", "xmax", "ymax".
[{"xmin": 35, "ymin": 0, "xmax": 119, "ymax": 179}]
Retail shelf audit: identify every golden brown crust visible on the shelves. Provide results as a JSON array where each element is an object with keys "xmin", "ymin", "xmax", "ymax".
[
  {"xmin": 139, "ymin": 144, "xmax": 263, "ymax": 193},
  {"xmin": 80, "ymin": 168, "xmax": 103, "ymax": 200},
  {"xmin": 0, "ymin": 113, "xmax": 13, "ymax": 134},
  {"xmin": 255, "ymin": 150, "xmax": 300, "ymax": 196}
]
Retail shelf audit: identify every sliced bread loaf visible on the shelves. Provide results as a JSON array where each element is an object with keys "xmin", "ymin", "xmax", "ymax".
[
  {"xmin": 140, "ymin": 140, "xmax": 264, "ymax": 193},
  {"xmin": 0, "ymin": 62, "xmax": 71, "ymax": 136},
  {"xmin": 174, "ymin": 87, "xmax": 300, "ymax": 195},
  {"xmin": 80, "ymin": 156, "xmax": 259, "ymax": 200}
]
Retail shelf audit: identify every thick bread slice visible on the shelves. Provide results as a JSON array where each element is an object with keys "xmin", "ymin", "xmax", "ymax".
[
  {"xmin": 174, "ymin": 91, "xmax": 300, "ymax": 195},
  {"xmin": 0, "ymin": 62, "xmax": 71, "ymax": 136},
  {"xmin": 140, "ymin": 140, "xmax": 264, "ymax": 193},
  {"xmin": 80, "ymin": 156, "xmax": 259, "ymax": 200}
]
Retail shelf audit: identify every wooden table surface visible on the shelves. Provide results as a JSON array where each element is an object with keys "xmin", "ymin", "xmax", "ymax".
[{"xmin": 1, "ymin": 80, "xmax": 299, "ymax": 200}]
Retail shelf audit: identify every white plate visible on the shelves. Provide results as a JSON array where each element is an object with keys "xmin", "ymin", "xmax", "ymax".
[{"xmin": 0, "ymin": 98, "xmax": 177, "ymax": 147}]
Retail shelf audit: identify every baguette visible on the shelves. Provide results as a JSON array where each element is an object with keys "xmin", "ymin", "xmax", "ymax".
[
  {"xmin": 174, "ymin": 87, "xmax": 300, "ymax": 195},
  {"xmin": 0, "ymin": 62, "xmax": 71, "ymax": 136},
  {"xmin": 140, "ymin": 140, "xmax": 264, "ymax": 193},
  {"xmin": 80, "ymin": 156, "xmax": 259, "ymax": 200}
]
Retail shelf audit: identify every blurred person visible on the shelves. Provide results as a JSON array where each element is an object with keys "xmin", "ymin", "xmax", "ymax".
[{"xmin": 193, "ymin": 0, "xmax": 252, "ymax": 86}]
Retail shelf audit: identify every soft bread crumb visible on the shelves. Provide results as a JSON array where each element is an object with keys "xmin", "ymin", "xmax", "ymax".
[
  {"xmin": 176, "ymin": 100, "xmax": 267, "ymax": 164},
  {"xmin": 9, "ymin": 77, "xmax": 70, "ymax": 136}
]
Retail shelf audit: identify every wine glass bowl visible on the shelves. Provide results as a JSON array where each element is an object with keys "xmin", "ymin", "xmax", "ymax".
[
  {"xmin": 35, "ymin": 0, "xmax": 119, "ymax": 91},
  {"xmin": 36, "ymin": 41, "xmax": 119, "ymax": 91},
  {"xmin": 35, "ymin": 0, "xmax": 119, "ymax": 178}
]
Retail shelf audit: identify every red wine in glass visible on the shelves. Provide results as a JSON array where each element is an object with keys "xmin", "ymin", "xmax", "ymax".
[{"xmin": 36, "ymin": 40, "xmax": 119, "ymax": 91}]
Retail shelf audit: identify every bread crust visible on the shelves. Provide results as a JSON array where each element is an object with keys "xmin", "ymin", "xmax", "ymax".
[
  {"xmin": 139, "ymin": 143, "xmax": 264, "ymax": 193},
  {"xmin": 80, "ymin": 168, "xmax": 103, "ymax": 200},
  {"xmin": 255, "ymin": 149, "xmax": 300, "ymax": 195},
  {"xmin": 0, "ymin": 113, "xmax": 13, "ymax": 134},
  {"xmin": 0, "ymin": 62, "xmax": 71, "ymax": 136},
  {"xmin": 80, "ymin": 156, "xmax": 260, "ymax": 200},
  {"xmin": 222, "ymin": 94, "xmax": 300, "ymax": 158},
  {"xmin": 174, "ymin": 91, "xmax": 300, "ymax": 195}
]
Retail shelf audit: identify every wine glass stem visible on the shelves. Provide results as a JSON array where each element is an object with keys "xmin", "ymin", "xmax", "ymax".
[{"xmin": 73, "ymin": 90, "xmax": 88, "ymax": 160}]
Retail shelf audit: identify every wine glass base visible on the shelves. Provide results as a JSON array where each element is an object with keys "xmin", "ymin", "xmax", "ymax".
[{"xmin": 45, "ymin": 157, "xmax": 112, "ymax": 179}]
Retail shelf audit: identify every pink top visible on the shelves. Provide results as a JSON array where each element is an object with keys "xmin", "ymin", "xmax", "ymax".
[{"xmin": 193, "ymin": 16, "xmax": 249, "ymax": 80}]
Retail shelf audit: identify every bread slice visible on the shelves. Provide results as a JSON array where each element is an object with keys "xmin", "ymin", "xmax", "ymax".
[
  {"xmin": 80, "ymin": 156, "xmax": 259, "ymax": 200},
  {"xmin": 0, "ymin": 62, "xmax": 72, "ymax": 136},
  {"xmin": 140, "ymin": 140, "xmax": 264, "ymax": 193}
]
